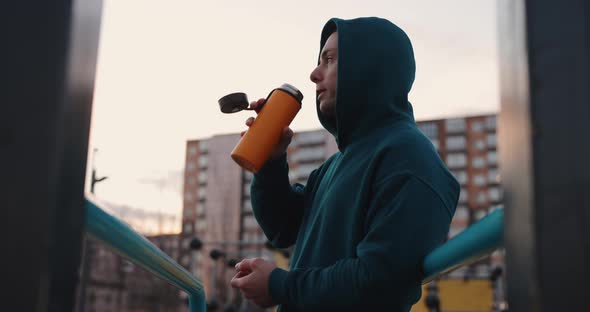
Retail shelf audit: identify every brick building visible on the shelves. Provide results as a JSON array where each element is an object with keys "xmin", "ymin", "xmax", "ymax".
[{"xmin": 77, "ymin": 234, "xmax": 182, "ymax": 312}]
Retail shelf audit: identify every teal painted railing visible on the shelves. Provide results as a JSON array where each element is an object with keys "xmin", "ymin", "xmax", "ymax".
[
  {"xmin": 422, "ymin": 208, "xmax": 504, "ymax": 283},
  {"xmin": 84, "ymin": 198, "xmax": 206, "ymax": 312},
  {"xmin": 84, "ymin": 197, "xmax": 503, "ymax": 308}
]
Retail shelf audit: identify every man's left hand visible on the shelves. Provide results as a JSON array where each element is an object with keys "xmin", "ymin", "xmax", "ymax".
[{"xmin": 230, "ymin": 257, "xmax": 277, "ymax": 308}]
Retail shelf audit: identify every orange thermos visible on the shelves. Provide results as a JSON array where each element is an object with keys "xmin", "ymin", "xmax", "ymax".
[{"xmin": 218, "ymin": 83, "xmax": 303, "ymax": 173}]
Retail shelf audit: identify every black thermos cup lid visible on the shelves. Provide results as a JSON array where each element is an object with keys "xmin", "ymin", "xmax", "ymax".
[{"xmin": 218, "ymin": 92, "xmax": 249, "ymax": 113}]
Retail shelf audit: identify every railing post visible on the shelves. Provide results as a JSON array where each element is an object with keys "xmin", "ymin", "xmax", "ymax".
[{"xmin": 189, "ymin": 294, "xmax": 207, "ymax": 312}]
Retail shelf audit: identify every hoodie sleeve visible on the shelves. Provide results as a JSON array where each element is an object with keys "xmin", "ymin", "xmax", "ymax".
[
  {"xmin": 250, "ymin": 154, "xmax": 316, "ymax": 248},
  {"xmin": 267, "ymin": 175, "xmax": 457, "ymax": 310}
]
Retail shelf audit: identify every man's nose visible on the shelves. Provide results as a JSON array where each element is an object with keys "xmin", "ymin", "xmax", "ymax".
[{"xmin": 310, "ymin": 66, "xmax": 322, "ymax": 83}]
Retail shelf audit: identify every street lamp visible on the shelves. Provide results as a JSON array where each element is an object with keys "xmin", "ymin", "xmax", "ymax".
[
  {"xmin": 208, "ymin": 249, "xmax": 247, "ymax": 311},
  {"xmin": 188, "ymin": 237, "xmax": 203, "ymax": 280},
  {"xmin": 264, "ymin": 239, "xmax": 291, "ymax": 258},
  {"xmin": 90, "ymin": 148, "xmax": 108, "ymax": 194},
  {"xmin": 190, "ymin": 237, "xmax": 203, "ymax": 250},
  {"xmin": 226, "ymin": 258, "xmax": 239, "ymax": 268},
  {"xmin": 78, "ymin": 148, "xmax": 109, "ymax": 312},
  {"xmin": 424, "ymin": 281, "xmax": 440, "ymax": 312},
  {"xmin": 209, "ymin": 248, "xmax": 229, "ymax": 304},
  {"xmin": 490, "ymin": 266, "xmax": 508, "ymax": 312},
  {"xmin": 187, "ymin": 237, "xmax": 285, "ymax": 309},
  {"xmin": 210, "ymin": 249, "xmax": 226, "ymax": 261}
]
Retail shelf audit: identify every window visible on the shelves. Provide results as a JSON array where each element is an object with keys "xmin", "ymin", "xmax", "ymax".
[
  {"xmin": 487, "ymin": 133, "xmax": 497, "ymax": 148},
  {"xmin": 242, "ymin": 232, "xmax": 252, "ymax": 243},
  {"xmin": 187, "ymin": 176, "xmax": 196, "ymax": 186},
  {"xmin": 472, "ymin": 156, "xmax": 486, "ymax": 168},
  {"xmin": 453, "ymin": 206, "xmax": 469, "ymax": 221},
  {"xmin": 186, "ymin": 162, "xmax": 196, "ymax": 172},
  {"xmin": 194, "ymin": 251, "xmax": 202, "ymax": 262},
  {"xmin": 490, "ymin": 204, "xmax": 504, "ymax": 213},
  {"xmin": 198, "ymin": 188, "xmax": 206, "ymax": 200},
  {"xmin": 183, "ymin": 208, "xmax": 192, "ymax": 218},
  {"xmin": 292, "ymin": 163, "xmax": 320, "ymax": 180},
  {"xmin": 247, "ymin": 231, "xmax": 259, "ymax": 243},
  {"xmin": 243, "ymin": 215, "xmax": 258, "ymax": 230},
  {"xmin": 447, "ymin": 153, "xmax": 467, "ymax": 168},
  {"xmin": 476, "ymin": 192, "xmax": 487, "ymax": 205},
  {"xmin": 446, "ymin": 136, "xmax": 466, "ymax": 150},
  {"xmin": 471, "ymin": 121, "xmax": 484, "ymax": 132},
  {"xmin": 182, "ymin": 238, "xmax": 190, "ymax": 249},
  {"xmin": 475, "ymin": 209, "xmax": 488, "ymax": 221},
  {"xmin": 183, "ymin": 222, "xmax": 193, "ymax": 233},
  {"xmin": 195, "ymin": 219, "xmax": 207, "ymax": 230},
  {"xmin": 198, "ymin": 156, "xmax": 208, "ymax": 169},
  {"xmin": 448, "ymin": 266, "xmax": 468, "ymax": 279},
  {"xmin": 418, "ymin": 122, "xmax": 438, "ymax": 139},
  {"xmin": 243, "ymin": 171, "xmax": 254, "ymax": 182},
  {"xmin": 486, "ymin": 116, "xmax": 497, "ymax": 130},
  {"xmin": 189, "ymin": 146, "xmax": 198, "ymax": 156},
  {"xmin": 474, "ymin": 174, "xmax": 486, "ymax": 186},
  {"xmin": 430, "ymin": 139, "xmax": 440, "ymax": 150},
  {"xmin": 196, "ymin": 202, "xmax": 205, "ymax": 215},
  {"xmin": 184, "ymin": 192, "xmax": 193, "ymax": 202},
  {"xmin": 487, "ymin": 151, "xmax": 498, "ymax": 166},
  {"xmin": 182, "ymin": 255, "xmax": 190, "ymax": 266},
  {"xmin": 459, "ymin": 188, "xmax": 469, "ymax": 203},
  {"xmin": 448, "ymin": 227, "xmax": 463, "ymax": 238},
  {"xmin": 198, "ymin": 171, "xmax": 207, "ymax": 185},
  {"xmin": 473, "ymin": 139, "xmax": 486, "ymax": 150},
  {"xmin": 291, "ymin": 146, "xmax": 325, "ymax": 162},
  {"xmin": 243, "ymin": 200, "xmax": 252, "ymax": 212},
  {"xmin": 259, "ymin": 232, "xmax": 267, "ymax": 242},
  {"xmin": 451, "ymin": 170, "xmax": 468, "ymax": 185},
  {"xmin": 198, "ymin": 140, "xmax": 208, "ymax": 153},
  {"xmin": 489, "ymin": 187, "xmax": 502, "ymax": 202},
  {"xmin": 446, "ymin": 118, "xmax": 466, "ymax": 133},
  {"xmin": 476, "ymin": 264, "xmax": 489, "ymax": 278},
  {"xmin": 295, "ymin": 131, "xmax": 325, "ymax": 145},
  {"xmin": 243, "ymin": 183, "xmax": 251, "ymax": 198},
  {"xmin": 488, "ymin": 168, "xmax": 500, "ymax": 183}
]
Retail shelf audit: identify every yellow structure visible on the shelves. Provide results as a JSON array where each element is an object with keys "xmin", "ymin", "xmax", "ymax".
[
  {"xmin": 272, "ymin": 250, "xmax": 290, "ymax": 270},
  {"xmin": 269, "ymin": 252, "xmax": 493, "ymax": 312},
  {"xmin": 272, "ymin": 251, "xmax": 290, "ymax": 312},
  {"xmin": 412, "ymin": 279, "xmax": 493, "ymax": 312}
]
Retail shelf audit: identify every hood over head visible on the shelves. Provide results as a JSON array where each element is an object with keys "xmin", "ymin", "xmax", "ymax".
[{"xmin": 317, "ymin": 17, "xmax": 416, "ymax": 150}]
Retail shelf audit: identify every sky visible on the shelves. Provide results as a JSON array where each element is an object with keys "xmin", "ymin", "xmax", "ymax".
[{"xmin": 87, "ymin": 0, "xmax": 499, "ymax": 233}]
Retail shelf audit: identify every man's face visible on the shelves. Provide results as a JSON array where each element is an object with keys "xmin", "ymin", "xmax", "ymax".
[{"xmin": 310, "ymin": 32, "xmax": 338, "ymax": 118}]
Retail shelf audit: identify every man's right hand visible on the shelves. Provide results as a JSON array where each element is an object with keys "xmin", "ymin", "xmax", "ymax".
[{"xmin": 241, "ymin": 98, "xmax": 293, "ymax": 160}]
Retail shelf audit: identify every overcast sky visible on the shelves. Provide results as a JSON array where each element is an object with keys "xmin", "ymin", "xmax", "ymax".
[{"xmin": 87, "ymin": 0, "xmax": 499, "ymax": 232}]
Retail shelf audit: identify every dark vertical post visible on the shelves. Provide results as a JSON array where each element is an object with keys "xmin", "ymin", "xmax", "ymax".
[
  {"xmin": 498, "ymin": 0, "xmax": 590, "ymax": 310},
  {"xmin": 1, "ymin": 0, "xmax": 103, "ymax": 311}
]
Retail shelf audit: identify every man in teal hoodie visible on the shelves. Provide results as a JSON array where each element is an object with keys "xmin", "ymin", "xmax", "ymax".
[{"xmin": 230, "ymin": 17, "xmax": 460, "ymax": 311}]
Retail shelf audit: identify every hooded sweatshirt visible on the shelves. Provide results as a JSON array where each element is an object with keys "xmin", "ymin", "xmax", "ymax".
[{"xmin": 250, "ymin": 17, "xmax": 459, "ymax": 312}]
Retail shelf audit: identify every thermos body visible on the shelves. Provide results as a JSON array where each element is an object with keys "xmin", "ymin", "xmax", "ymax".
[{"xmin": 231, "ymin": 83, "xmax": 303, "ymax": 173}]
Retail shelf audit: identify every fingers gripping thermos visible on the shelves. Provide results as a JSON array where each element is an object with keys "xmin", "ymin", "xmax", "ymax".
[{"xmin": 218, "ymin": 83, "xmax": 303, "ymax": 173}]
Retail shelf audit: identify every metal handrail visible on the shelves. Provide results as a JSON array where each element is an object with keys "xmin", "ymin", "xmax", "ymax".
[
  {"xmin": 422, "ymin": 208, "xmax": 504, "ymax": 283},
  {"xmin": 84, "ymin": 198, "xmax": 206, "ymax": 312},
  {"xmin": 85, "ymin": 196, "xmax": 503, "ymax": 308}
]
